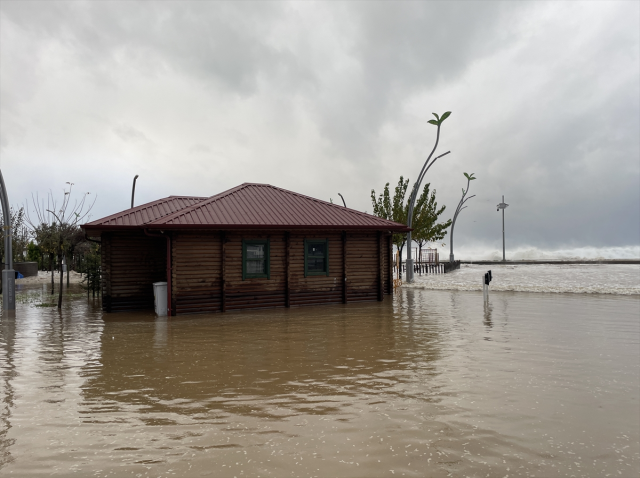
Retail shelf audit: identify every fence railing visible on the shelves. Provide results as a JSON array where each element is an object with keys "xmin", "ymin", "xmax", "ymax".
[
  {"xmin": 393, "ymin": 259, "xmax": 461, "ymax": 275},
  {"xmin": 393, "ymin": 248, "xmax": 440, "ymax": 267}
]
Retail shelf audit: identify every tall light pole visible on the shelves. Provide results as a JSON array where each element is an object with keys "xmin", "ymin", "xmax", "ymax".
[
  {"xmin": 406, "ymin": 111, "xmax": 452, "ymax": 283},
  {"xmin": 0, "ymin": 170, "xmax": 15, "ymax": 311},
  {"xmin": 496, "ymin": 195, "xmax": 509, "ymax": 261}
]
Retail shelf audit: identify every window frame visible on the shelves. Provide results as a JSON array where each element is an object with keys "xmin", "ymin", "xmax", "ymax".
[
  {"xmin": 304, "ymin": 238, "xmax": 329, "ymax": 277},
  {"xmin": 242, "ymin": 239, "xmax": 270, "ymax": 280}
]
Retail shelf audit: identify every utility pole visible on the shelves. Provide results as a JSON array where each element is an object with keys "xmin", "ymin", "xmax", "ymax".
[
  {"xmin": 496, "ymin": 195, "xmax": 509, "ymax": 261},
  {"xmin": 0, "ymin": 170, "xmax": 15, "ymax": 311}
]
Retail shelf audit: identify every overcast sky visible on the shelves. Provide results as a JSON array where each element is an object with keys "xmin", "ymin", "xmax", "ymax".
[{"xmin": 1, "ymin": 1, "xmax": 638, "ymax": 252}]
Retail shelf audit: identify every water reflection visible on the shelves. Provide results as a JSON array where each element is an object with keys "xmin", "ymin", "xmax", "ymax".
[
  {"xmin": 0, "ymin": 286, "xmax": 638, "ymax": 477},
  {"xmin": 82, "ymin": 300, "xmax": 444, "ymax": 423},
  {"xmin": 154, "ymin": 317, "xmax": 168, "ymax": 349},
  {"xmin": 0, "ymin": 315, "xmax": 16, "ymax": 468},
  {"xmin": 483, "ymin": 301, "xmax": 493, "ymax": 329}
]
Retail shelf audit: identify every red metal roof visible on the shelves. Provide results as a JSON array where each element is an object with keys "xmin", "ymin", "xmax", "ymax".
[
  {"xmin": 83, "ymin": 184, "xmax": 409, "ymax": 231},
  {"xmin": 84, "ymin": 196, "xmax": 207, "ymax": 227}
]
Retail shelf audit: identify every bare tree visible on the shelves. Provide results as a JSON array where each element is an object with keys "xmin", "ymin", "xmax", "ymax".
[{"xmin": 25, "ymin": 183, "xmax": 96, "ymax": 309}]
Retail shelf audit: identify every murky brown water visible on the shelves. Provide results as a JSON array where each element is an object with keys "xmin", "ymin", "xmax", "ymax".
[{"xmin": 1, "ymin": 285, "xmax": 638, "ymax": 477}]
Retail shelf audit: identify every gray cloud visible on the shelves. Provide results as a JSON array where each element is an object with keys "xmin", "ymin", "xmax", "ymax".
[
  {"xmin": 113, "ymin": 124, "xmax": 149, "ymax": 143},
  {"xmin": 1, "ymin": 1, "xmax": 638, "ymax": 252}
]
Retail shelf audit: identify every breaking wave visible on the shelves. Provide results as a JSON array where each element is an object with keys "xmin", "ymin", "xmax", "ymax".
[
  {"xmin": 404, "ymin": 263, "xmax": 640, "ymax": 295},
  {"xmin": 433, "ymin": 245, "xmax": 640, "ymax": 261}
]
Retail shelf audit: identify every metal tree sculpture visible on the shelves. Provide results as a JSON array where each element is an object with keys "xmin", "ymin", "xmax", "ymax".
[
  {"xmin": 449, "ymin": 172, "xmax": 476, "ymax": 263},
  {"xmin": 405, "ymin": 111, "xmax": 451, "ymax": 283}
]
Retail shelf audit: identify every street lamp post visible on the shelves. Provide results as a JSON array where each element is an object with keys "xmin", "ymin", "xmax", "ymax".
[
  {"xmin": 0, "ymin": 170, "xmax": 15, "ymax": 311},
  {"xmin": 496, "ymin": 195, "xmax": 509, "ymax": 261}
]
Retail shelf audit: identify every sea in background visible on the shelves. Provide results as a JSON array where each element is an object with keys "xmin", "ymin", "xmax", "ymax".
[
  {"xmin": 428, "ymin": 244, "xmax": 640, "ymax": 261},
  {"xmin": 406, "ymin": 264, "xmax": 640, "ymax": 295}
]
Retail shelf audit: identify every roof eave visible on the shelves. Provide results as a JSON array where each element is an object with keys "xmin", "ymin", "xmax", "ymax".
[{"xmin": 81, "ymin": 223, "xmax": 410, "ymax": 232}]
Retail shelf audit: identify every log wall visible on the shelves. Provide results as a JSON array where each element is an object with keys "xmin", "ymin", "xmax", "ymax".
[
  {"xmin": 101, "ymin": 231, "xmax": 167, "ymax": 312},
  {"xmin": 289, "ymin": 232, "xmax": 343, "ymax": 307},
  {"xmin": 169, "ymin": 230, "xmax": 392, "ymax": 315},
  {"xmin": 171, "ymin": 233, "xmax": 222, "ymax": 314},
  {"xmin": 102, "ymin": 229, "xmax": 392, "ymax": 314}
]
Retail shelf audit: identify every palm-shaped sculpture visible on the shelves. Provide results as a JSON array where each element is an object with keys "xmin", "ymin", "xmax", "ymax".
[{"xmin": 449, "ymin": 172, "xmax": 476, "ymax": 262}]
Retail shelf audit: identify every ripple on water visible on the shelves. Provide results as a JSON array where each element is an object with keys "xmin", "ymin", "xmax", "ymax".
[{"xmin": 0, "ymin": 285, "xmax": 638, "ymax": 477}]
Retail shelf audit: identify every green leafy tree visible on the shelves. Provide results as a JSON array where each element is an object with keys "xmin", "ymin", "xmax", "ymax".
[
  {"xmin": 372, "ymin": 177, "xmax": 452, "ymax": 274},
  {"xmin": 79, "ymin": 242, "xmax": 101, "ymax": 298},
  {"xmin": 371, "ymin": 177, "xmax": 410, "ymax": 269},
  {"xmin": 31, "ymin": 222, "xmax": 59, "ymax": 292},
  {"xmin": 26, "ymin": 241, "xmax": 42, "ymax": 266},
  {"xmin": 412, "ymin": 183, "xmax": 452, "ymax": 261},
  {"xmin": 0, "ymin": 206, "xmax": 28, "ymax": 263}
]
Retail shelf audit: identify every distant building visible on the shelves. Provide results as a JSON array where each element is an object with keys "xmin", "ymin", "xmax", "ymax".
[{"xmin": 82, "ymin": 183, "xmax": 408, "ymax": 315}]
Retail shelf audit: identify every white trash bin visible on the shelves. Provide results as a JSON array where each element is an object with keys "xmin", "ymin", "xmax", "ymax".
[{"xmin": 153, "ymin": 282, "xmax": 168, "ymax": 316}]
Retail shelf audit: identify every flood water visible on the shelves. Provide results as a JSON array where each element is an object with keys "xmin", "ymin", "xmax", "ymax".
[{"xmin": 1, "ymin": 285, "xmax": 638, "ymax": 477}]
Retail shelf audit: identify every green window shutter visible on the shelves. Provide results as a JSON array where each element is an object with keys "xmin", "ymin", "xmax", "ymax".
[
  {"xmin": 242, "ymin": 239, "xmax": 270, "ymax": 280},
  {"xmin": 304, "ymin": 238, "xmax": 329, "ymax": 277}
]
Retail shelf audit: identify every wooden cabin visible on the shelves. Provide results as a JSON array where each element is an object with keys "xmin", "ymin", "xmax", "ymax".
[{"xmin": 81, "ymin": 183, "xmax": 409, "ymax": 315}]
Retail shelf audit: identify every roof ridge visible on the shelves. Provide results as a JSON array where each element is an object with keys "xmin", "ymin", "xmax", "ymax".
[
  {"xmin": 147, "ymin": 183, "xmax": 254, "ymax": 225},
  {"xmin": 84, "ymin": 195, "xmax": 209, "ymax": 226},
  {"xmin": 149, "ymin": 183, "xmax": 402, "ymax": 227},
  {"xmin": 168, "ymin": 195, "xmax": 208, "ymax": 199},
  {"xmin": 254, "ymin": 183, "xmax": 402, "ymax": 225}
]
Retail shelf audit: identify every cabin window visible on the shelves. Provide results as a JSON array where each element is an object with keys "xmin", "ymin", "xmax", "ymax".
[
  {"xmin": 242, "ymin": 239, "xmax": 270, "ymax": 280},
  {"xmin": 304, "ymin": 239, "xmax": 329, "ymax": 277}
]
